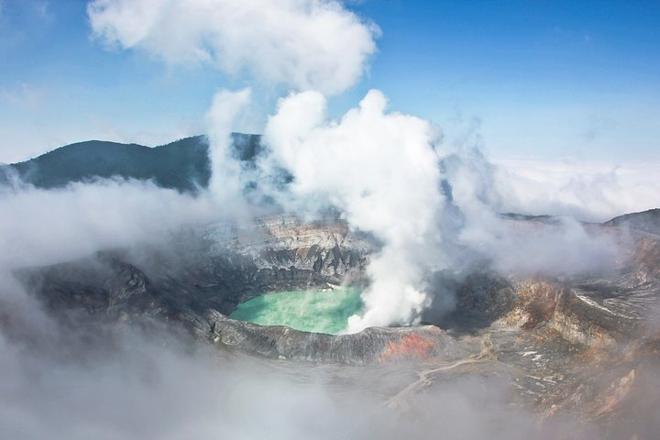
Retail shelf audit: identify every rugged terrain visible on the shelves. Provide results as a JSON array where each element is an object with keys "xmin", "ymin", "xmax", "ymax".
[
  {"xmin": 3, "ymin": 138, "xmax": 659, "ymax": 438},
  {"xmin": 10, "ymin": 206, "xmax": 660, "ymax": 437}
]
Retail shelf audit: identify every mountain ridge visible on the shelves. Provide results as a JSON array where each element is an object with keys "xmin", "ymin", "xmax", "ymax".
[
  {"xmin": 0, "ymin": 133, "xmax": 262, "ymax": 193},
  {"xmin": 1, "ymin": 135, "xmax": 658, "ymax": 228}
]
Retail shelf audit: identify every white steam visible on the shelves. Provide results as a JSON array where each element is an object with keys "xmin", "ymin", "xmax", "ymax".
[
  {"xmin": 263, "ymin": 89, "xmax": 446, "ymax": 332},
  {"xmin": 205, "ymin": 87, "xmax": 252, "ymax": 205},
  {"xmin": 259, "ymin": 89, "xmax": 626, "ymax": 331},
  {"xmin": 432, "ymin": 148, "xmax": 622, "ymax": 276},
  {"xmin": 88, "ymin": 0, "xmax": 378, "ymax": 95}
]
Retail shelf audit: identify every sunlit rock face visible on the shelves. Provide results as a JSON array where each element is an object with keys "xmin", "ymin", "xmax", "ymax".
[{"xmin": 218, "ymin": 215, "xmax": 373, "ymax": 282}]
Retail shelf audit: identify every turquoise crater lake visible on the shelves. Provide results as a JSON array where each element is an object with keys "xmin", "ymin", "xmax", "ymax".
[{"xmin": 229, "ymin": 287, "xmax": 363, "ymax": 335}]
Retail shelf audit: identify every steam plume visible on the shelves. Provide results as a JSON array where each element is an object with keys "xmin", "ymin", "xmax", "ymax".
[{"xmin": 263, "ymin": 90, "xmax": 447, "ymax": 331}]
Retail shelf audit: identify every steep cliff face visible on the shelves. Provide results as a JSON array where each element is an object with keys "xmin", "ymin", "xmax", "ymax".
[
  {"xmin": 18, "ymin": 215, "xmax": 372, "ymax": 334},
  {"xmin": 220, "ymin": 215, "xmax": 372, "ymax": 281},
  {"xmin": 205, "ymin": 313, "xmax": 468, "ymax": 364}
]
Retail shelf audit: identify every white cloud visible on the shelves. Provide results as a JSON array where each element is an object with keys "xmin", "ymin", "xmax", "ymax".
[
  {"xmin": 0, "ymin": 180, "xmax": 219, "ymax": 270},
  {"xmin": 493, "ymin": 158, "xmax": 660, "ymax": 222},
  {"xmin": 88, "ymin": 0, "xmax": 378, "ymax": 95}
]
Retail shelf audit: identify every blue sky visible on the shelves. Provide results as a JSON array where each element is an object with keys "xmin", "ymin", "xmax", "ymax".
[{"xmin": 0, "ymin": 0, "xmax": 659, "ymax": 163}]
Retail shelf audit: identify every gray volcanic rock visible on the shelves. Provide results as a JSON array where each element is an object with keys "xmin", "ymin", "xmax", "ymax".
[
  {"xmin": 205, "ymin": 314, "xmax": 470, "ymax": 364},
  {"xmin": 604, "ymin": 208, "xmax": 660, "ymax": 235},
  {"xmin": 215, "ymin": 214, "xmax": 373, "ymax": 281},
  {"xmin": 17, "ymin": 215, "xmax": 374, "ymax": 341}
]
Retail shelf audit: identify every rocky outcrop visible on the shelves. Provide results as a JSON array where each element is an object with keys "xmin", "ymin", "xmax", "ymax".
[
  {"xmin": 604, "ymin": 208, "xmax": 660, "ymax": 235},
  {"xmin": 500, "ymin": 275, "xmax": 649, "ymax": 351},
  {"xmin": 218, "ymin": 215, "xmax": 372, "ymax": 280},
  {"xmin": 204, "ymin": 312, "xmax": 469, "ymax": 364}
]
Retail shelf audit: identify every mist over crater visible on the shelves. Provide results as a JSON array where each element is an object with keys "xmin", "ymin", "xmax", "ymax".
[{"xmin": 1, "ymin": 1, "xmax": 660, "ymax": 439}]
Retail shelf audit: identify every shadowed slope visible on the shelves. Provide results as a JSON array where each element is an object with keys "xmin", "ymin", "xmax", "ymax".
[{"xmin": 0, "ymin": 133, "xmax": 262, "ymax": 193}]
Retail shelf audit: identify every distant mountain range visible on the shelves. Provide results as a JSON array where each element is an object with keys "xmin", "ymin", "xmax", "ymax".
[
  {"xmin": 2, "ymin": 134, "xmax": 658, "ymax": 233},
  {"xmin": 0, "ymin": 133, "xmax": 261, "ymax": 193}
]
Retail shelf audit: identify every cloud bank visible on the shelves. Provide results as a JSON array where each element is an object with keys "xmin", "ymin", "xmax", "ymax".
[
  {"xmin": 88, "ymin": 0, "xmax": 378, "ymax": 95},
  {"xmin": 0, "ymin": 179, "xmax": 219, "ymax": 271},
  {"xmin": 493, "ymin": 159, "xmax": 660, "ymax": 222}
]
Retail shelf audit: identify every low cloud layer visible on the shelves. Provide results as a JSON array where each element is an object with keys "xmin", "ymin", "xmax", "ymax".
[
  {"xmin": 493, "ymin": 158, "xmax": 660, "ymax": 222},
  {"xmin": 0, "ymin": 179, "xmax": 221, "ymax": 271},
  {"xmin": 88, "ymin": 0, "xmax": 378, "ymax": 95},
  {"xmin": 0, "ymin": 313, "xmax": 594, "ymax": 440}
]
